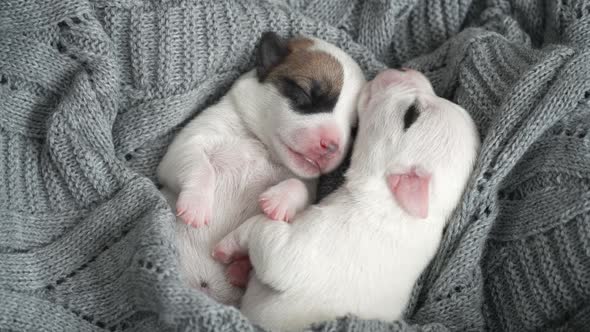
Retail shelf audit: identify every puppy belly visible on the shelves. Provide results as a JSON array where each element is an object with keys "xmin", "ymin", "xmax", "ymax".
[{"xmin": 171, "ymin": 158, "xmax": 294, "ymax": 304}]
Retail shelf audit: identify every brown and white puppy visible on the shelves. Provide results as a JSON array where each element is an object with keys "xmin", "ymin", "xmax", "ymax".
[{"xmin": 157, "ymin": 31, "xmax": 365, "ymax": 305}]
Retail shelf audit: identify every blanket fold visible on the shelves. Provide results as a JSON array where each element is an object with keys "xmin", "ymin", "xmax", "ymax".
[{"xmin": 1, "ymin": 0, "xmax": 589, "ymax": 331}]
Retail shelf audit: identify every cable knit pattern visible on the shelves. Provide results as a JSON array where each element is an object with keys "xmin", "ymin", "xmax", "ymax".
[{"xmin": 1, "ymin": 0, "xmax": 589, "ymax": 331}]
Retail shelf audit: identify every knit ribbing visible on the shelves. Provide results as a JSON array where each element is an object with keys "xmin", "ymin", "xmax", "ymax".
[{"xmin": 1, "ymin": 0, "xmax": 589, "ymax": 331}]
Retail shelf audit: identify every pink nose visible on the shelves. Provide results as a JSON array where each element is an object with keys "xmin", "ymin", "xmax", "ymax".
[{"xmin": 320, "ymin": 139, "xmax": 339, "ymax": 154}]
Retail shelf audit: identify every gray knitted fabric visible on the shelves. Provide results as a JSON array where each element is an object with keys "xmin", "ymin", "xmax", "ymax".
[{"xmin": 1, "ymin": 0, "xmax": 589, "ymax": 331}]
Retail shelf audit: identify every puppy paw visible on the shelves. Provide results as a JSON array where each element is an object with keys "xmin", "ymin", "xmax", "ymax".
[
  {"xmin": 212, "ymin": 235, "xmax": 244, "ymax": 264},
  {"xmin": 226, "ymin": 256, "xmax": 252, "ymax": 288},
  {"xmin": 259, "ymin": 195, "xmax": 295, "ymax": 222},
  {"xmin": 258, "ymin": 178, "xmax": 308, "ymax": 222},
  {"xmin": 176, "ymin": 190, "xmax": 213, "ymax": 227}
]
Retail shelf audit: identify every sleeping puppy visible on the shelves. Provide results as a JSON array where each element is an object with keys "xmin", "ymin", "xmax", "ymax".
[
  {"xmin": 213, "ymin": 68, "xmax": 480, "ymax": 329},
  {"xmin": 157, "ymin": 31, "xmax": 365, "ymax": 305}
]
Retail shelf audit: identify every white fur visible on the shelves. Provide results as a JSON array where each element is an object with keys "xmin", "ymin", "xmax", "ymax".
[
  {"xmin": 157, "ymin": 36, "xmax": 366, "ymax": 306},
  {"xmin": 215, "ymin": 69, "xmax": 480, "ymax": 329}
]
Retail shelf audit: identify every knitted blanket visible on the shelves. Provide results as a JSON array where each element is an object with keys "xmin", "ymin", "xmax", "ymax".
[{"xmin": 1, "ymin": 0, "xmax": 589, "ymax": 331}]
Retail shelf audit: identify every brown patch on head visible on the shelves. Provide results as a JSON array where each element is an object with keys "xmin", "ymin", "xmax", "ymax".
[
  {"xmin": 267, "ymin": 38, "xmax": 343, "ymax": 96},
  {"xmin": 265, "ymin": 37, "xmax": 344, "ymax": 114}
]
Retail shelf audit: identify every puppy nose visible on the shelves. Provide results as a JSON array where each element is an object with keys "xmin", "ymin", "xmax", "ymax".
[{"xmin": 320, "ymin": 139, "xmax": 339, "ymax": 154}]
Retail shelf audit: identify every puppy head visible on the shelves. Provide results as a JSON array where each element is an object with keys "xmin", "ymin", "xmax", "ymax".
[
  {"xmin": 255, "ymin": 32, "xmax": 365, "ymax": 178},
  {"xmin": 353, "ymin": 68, "xmax": 480, "ymax": 220}
]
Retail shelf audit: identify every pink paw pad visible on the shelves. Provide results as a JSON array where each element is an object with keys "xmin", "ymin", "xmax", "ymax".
[
  {"xmin": 258, "ymin": 179, "xmax": 306, "ymax": 223},
  {"xmin": 176, "ymin": 191, "xmax": 212, "ymax": 227},
  {"xmin": 212, "ymin": 246, "xmax": 232, "ymax": 264},
  {"xmin": 259, "ymin": 196, "xmax": 294, "ymax": 222},
  {"xmin": 212, "ymin": 239, "xmax": 244, "ymax": 264}
]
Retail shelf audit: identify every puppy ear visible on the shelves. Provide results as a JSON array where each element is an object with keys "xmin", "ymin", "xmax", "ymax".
[
  {"xmin": 255, "ymin": 31, "xmax": 290, "ymax": 81},
  {"xmin": 386, "ymin": 169, "xmax": 430, "ymax": 219}
]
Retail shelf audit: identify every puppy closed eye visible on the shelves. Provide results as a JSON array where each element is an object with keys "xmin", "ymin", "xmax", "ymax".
[
  {"xmin": 281, "ymin": 79, "xmax": 339, "ymax": 115},
  {"xmin": 403, "ymin": 102, "xmax": 420, "ymax": 130},
  {"xmin": 281, "ymin": 78, "xmax": 311, "ymax": 107}
]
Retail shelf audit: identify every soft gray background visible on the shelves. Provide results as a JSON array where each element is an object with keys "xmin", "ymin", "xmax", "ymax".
[{"xmin": 1, "ymin": 0, "xmax": 589, "ymax": 331}]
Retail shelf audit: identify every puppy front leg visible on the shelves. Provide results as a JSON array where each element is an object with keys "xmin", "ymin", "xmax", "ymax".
[
  {"xmin": 258, "ymin": 178, "xmax": 315, "ymax": 222},
  {"xmin": 175, "ymin": 149, "xmax": 215, "ymax": 227},
  {"xmin": 226, "ymin": 178, "xmax": 317, "ymax": 287},
  {"xmin": 214, "ymin": 216, "xmax": 300, "ymax": 291},
  {"xmin": 211, "ymin": 217, "xmax": 256, "ymax": 264}
]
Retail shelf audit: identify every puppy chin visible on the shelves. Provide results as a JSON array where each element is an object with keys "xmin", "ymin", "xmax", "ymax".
[
  {"xmin": 271, "ymin": 139, "xmax": 317, "ymax": 179},
  {"xmin": 281, "ymin": 145, "xmax": 322, "ymax": 178},
  {"xmin": 319, "ymin": 156, "xmax": 342, "ymax": 174},
  {"xmin": 278, "ymin": 141, "xmax": 346, "ymax": 178}
]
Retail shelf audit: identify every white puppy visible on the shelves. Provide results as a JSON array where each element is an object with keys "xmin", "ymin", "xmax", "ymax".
[
  {"xmin": 157, "ymin": 31, "xmax": 365, "ymax": 305},
  {"xmin": 213, "ymin": 68, "xmax": 480, "ymax": 330}
]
